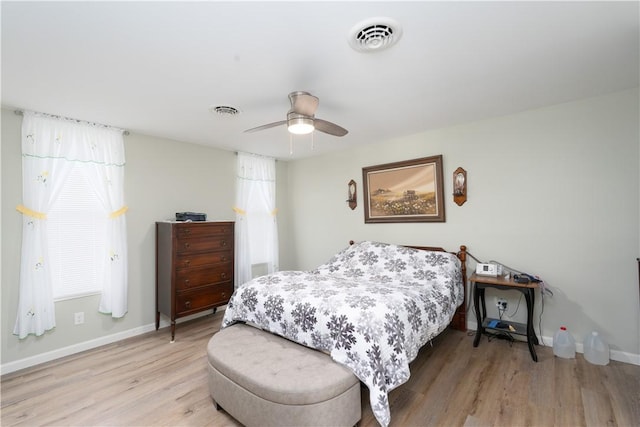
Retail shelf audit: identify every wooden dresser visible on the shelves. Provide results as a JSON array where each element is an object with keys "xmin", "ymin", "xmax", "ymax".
[{"xmin": 156, "ymin": 221, "xmax": 234, "ymax": 341}]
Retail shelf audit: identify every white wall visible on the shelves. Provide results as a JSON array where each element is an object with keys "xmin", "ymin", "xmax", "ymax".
[{"xmin": 286, "ymin": 89, "xmax": 640, "ymax": 361}]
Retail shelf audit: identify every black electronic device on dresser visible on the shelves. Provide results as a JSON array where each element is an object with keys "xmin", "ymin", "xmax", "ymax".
[{"xmin": 155, "ymin": 221, "xmax": 234, "ymax": 341}]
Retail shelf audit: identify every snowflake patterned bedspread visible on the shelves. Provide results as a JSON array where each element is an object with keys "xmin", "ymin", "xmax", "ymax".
[{"xmin": 221, "ymin": 241, "xmax": 464, "ymax": 427}]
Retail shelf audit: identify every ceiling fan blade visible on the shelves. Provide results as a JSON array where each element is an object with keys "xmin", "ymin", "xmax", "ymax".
[
  {"xmin": 314, "ymin": 118, "xmax": 348, "ymax": 137},
  {"xmin": 244, "ymin": 120, "xmax": 286, "ymax": 133},
  {"xmin": 289, "ymin": 91, "xmax": 319, "ymax": 117}
]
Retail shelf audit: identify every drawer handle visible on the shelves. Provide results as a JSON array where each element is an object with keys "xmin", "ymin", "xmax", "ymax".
[
  {"xmin": 184, "ymin": 229, "xmax": 191, "ymax": 234},
  {"xmin": 185, "ymin": 301, "xmax": 191, "ymax": 309},
  {"xmin": 221, "ymin": 240, "xmax": 227, "ymax": 247},
  {"xmin": 221, "ymin": 292, "xmax": 227, "ymax": 299},
  {"xmin": 221, "ymin": 256, "xmax": 227, "ymax": 262},
  {"xmin": 184, "ymin": 260, "xmax": 191, "ymax": 267},
  {"xmin": 220, "ymin": 273, "xmax": 226, "ymax": 279},
  {"xmin": 184, "ymin": 242, "xmax": 190, "ymax": 249},
  {"xmin": 184, "ymin": 279, "xmax": 190, "ymax": 286}
]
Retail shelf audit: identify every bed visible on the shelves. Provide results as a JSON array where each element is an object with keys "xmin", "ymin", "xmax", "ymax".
[{"xmin": 221, "ymin": 240, "xmax": 467, "ymax": 427}]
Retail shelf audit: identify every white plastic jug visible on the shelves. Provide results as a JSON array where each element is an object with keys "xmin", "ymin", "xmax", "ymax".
[
  {"xmin": 584, "ymin": 331, "xmax": 609, "ymax": 365},
  {"xmin": 553, "ymin": 326, "xmax": 576, "ymax": 359}
]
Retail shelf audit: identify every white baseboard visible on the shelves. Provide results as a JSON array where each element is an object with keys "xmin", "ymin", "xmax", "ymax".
[
  {"xmin": 1, "ymin": 323, "xmax": 160, "ymax": 376},
  {"xmin": 466, "ymin": 321, "xmax": 639, "ymax": 366},
  {"xmin": 1, "ymin": 309, "xmax": 223, "ymax": 376}
]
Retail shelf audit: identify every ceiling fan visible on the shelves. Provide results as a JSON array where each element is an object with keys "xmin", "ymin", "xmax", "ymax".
[{"xmin": 244, "ymin": 91, "xmax": 348, "ymax": 137}]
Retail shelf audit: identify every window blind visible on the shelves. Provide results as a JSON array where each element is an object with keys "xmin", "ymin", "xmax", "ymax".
[{"xmin": 47, "ymin": 164, "xmax": 106, "ymax": 300}]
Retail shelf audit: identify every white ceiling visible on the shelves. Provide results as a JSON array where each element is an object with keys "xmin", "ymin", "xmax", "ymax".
[{"xmin": 2, "ymin": 1, "xmax": 638, "ymax": 160}]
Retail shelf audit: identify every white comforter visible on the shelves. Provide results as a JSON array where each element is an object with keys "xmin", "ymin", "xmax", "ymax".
[{"xmin": 222, "ymin": 241, "xmax": 464, "ymax": 426}]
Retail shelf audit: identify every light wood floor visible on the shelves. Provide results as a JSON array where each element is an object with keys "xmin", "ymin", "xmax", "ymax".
[{"xmin": 2, "ymin": 311, "xmax": 638, "ymax": 427}]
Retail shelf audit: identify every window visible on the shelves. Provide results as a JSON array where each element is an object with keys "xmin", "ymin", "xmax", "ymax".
[
  {"xmin": 47, "ymin": 164, "xmax": 106, "ymax": 300},
  {"xmin": 246, "ymin": 185, "xmax": 273, "ymax": 265},
  {"xmin": 234, "ymin": 153, "xmax": 278, "ymax": 286}
]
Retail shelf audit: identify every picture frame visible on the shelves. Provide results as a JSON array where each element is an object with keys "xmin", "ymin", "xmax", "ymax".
[{"xmin": 362, "ymin": 155, "xmax": 445, "ymax": 223}]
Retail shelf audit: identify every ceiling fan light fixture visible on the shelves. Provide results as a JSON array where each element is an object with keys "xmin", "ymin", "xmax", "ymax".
[{"xmin": 287, "ymin": 116, "xmax": 314, "ymax": 135}]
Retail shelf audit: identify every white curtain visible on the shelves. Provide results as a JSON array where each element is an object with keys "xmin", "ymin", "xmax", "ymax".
[
  {"xmin": 234, "ymin": 152, "xmax": 278, "ymax": 287},
  {"xmin": 83, "ymin": 144, "xmax": 128, "ymax": 317},
  {"xmin": 14, "ymin": 111, "xmax": 128, "ymax": 338}
]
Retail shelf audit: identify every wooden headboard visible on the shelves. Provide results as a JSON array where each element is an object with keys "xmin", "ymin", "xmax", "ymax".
[{"xmin": 349, "ymin": 241, "xmax": 467, "ymax": 332}]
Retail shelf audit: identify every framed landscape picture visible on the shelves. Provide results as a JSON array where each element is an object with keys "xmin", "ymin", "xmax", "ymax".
[{"xmin": 362, "ymin": 155, "xmax": 445, "ymax": 223}]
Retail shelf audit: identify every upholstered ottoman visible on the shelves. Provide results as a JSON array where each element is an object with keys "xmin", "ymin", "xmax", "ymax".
[{"xmin": 207, "ymin": 323, "xmax": 361, "ymax": 427}]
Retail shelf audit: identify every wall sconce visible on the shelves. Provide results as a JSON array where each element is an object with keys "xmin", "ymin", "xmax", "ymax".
[
  {"xmin": 453, "ymin": 167, "xmax": 467, "ymax": 206},
  {"xmin": 347, "ymin": 179, "xmax": 357, "ymax": 210}
]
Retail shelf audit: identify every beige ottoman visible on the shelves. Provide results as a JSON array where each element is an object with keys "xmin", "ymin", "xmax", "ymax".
[{"xmin": 207, "ymin": 323, "xmax": 361, "ymax": 427}]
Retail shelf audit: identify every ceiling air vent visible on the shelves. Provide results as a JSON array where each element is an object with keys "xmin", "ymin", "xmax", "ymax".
[
  {"xmin": 348, "ymin": 17, "xmax": 402, "ymax": 52},
  {"xmin": 209, "ymin": 105, "xmax": 241, "ymax": 117}
]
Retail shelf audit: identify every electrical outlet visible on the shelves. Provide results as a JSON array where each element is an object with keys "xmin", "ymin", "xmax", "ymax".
[
  {"xmin": 495, "ymin": 298, "xmax": 508, "ymax": 311},
  {"xmin": 74, "ymin": 312, "xmax": 84, "ymax": 325}
]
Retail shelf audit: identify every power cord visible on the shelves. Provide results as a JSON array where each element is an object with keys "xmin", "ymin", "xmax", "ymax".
[
  {"xmin": 506, "ymin": 293, "xmax": 523, "ymax": 318},
  {"xmin": 538, "ymin": 290, "xmax": 546, "ymax": 347},
  {"xmin": 487, "ymin": 331, "xmax": 514, "ymax": 345}
]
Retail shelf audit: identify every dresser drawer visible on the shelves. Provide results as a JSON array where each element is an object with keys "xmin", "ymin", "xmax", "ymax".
[
  {"xmin": 176, "ymin": 262, "xmax": 233, "ymax": 290},
  {"xmin": 176, "ymin": 283, "xmax": 233, "ymax": 315},
  {"xmin": 176, "ymin": 235, "xmax": 232, "ymax": 254},
  {"xmin": 176, "ymin": 223, "xmax": 234, "ymax": 239},
  {"xmin": 176, "ymin": 250, "xmax": 232, "ymax": 269}
]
